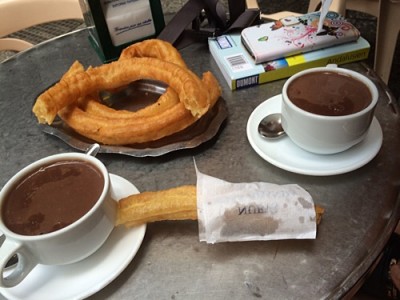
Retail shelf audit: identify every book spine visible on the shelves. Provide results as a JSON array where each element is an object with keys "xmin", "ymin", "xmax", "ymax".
[{"xmin": 233, "ymin": 47, "xmax": 370, "ymax": 90}]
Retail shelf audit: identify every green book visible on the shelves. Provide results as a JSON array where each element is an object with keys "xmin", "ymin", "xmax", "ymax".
[{"xmin": 208, "ymin": 34, "xmax": 370, "ymax": 90}]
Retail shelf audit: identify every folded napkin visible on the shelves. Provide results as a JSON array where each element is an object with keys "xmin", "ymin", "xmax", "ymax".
[{"xmin": 196, "ymin": 168, "xmax": 317, "ymax": 244}]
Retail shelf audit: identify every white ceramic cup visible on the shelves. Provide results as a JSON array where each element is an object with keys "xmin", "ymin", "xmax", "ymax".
[
  {"xmin": 281, "ymin": 65, "xmax": 379, "ymax": 154},
  {"xmin": 0, "ymin": 148, "xmax": 116, "ymax": 287}
]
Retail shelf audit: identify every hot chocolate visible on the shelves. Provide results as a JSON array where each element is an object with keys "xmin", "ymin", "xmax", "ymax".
[
  {"xmin": 2, "ymin": 160, "xmax": 104, "ymax": 236},
  {"xmin": 287, "ymin": 71, "xmax": 372, "ymax": 116}
]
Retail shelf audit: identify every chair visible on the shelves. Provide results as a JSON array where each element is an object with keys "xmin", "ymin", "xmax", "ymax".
[
  {"xmin": 0, "ymin": 0, "xmax": 83, "ymax": 52},
  {"xmin": 247, "ymin": 0, "xmax": 399, "ymax": 84},
  {"xmin": 371, "ymin": 0, "xmax": 400, "ymax": 84},
  {"xmin": 308, "ymin": 0, "xmax": 379, "ymax": 16},
  {"xmin": 308, "ymin": 0, "xmax": 400, "ymax": 84},
  {"xmin": 246, "ymin": 0, "xmax": 303, "ymax": 20}
]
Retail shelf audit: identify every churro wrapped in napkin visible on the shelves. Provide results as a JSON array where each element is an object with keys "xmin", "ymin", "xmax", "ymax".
[
  {"xmin": 196, "ymin": 169, "xmax": 317, "ymax": 244},
  {"xmin": 117, "ymin": 168, "xmax": 323, "ymax": 244}
]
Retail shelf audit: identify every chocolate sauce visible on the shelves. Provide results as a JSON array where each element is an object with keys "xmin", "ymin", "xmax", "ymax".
[
  {"xmin": 287, "ymin": 71, "xmax": 372, "ymax": 116},
  {"xmin": 2, "ymin": 160, "xmax": 104, "ymax": 236}
]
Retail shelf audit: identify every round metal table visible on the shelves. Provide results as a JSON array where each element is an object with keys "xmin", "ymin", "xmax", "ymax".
[{"xmin": 0, "ymin": 28, "xmax": 399, "ymax": 299}]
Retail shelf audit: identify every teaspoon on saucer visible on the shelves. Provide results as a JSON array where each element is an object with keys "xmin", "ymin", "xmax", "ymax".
[{"xmin": 258, "ymin": 113, "xmax": 286, "ymax": 139}]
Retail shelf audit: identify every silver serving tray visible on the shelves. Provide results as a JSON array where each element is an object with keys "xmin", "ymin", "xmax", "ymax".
[{"xmin": 38, "ymin": 80, "xmax": 228, "ymax": 157}]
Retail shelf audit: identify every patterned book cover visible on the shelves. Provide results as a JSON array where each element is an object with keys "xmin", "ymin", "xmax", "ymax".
[
  {"xmin": 209, "ymin": 33, "xmax": 370, "ymax": 90},
  {"xmin": 241, "ymin": 11, "xmax": 360, "ymax": 64}
]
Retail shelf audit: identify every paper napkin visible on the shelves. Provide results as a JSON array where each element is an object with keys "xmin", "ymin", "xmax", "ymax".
[{"xmin": 196, "ymin": 168, "xmax": 317, "ymax": 244}]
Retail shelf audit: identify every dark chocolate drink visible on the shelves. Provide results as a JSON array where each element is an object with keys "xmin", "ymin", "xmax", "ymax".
[
  {"xmin": 2, "ymin": 160, "xmax": 104, "ymax": 236},
  {"xmin": 287, "ymin": 71, "xmax": 372, "ymax": 116}
]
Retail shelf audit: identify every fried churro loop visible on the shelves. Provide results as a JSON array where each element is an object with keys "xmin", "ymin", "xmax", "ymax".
[
  {"xmin": 119, "ymin": 39, "xmax": 187, "ymax": 68},
  {"xmin": 34, "ymin": 57, "xmax": 210, "ymax": 122},
  {"xmin": 79, "ymin": 39, "xmax": 187, "ymax": 120},
  {"xmin": 32, "ymin": 39, "xmax": 221, "ymax": 145}
]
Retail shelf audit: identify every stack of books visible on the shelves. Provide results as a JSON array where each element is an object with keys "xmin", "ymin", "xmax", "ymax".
[{"xmin": 208, "ymin": 33, "xmax": 370, "ymax": 90}]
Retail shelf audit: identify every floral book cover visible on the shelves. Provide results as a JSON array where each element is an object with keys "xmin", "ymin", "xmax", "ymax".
[{"xmin": 241, "ymin": 11, "xmax": 361, "ymax": 64}]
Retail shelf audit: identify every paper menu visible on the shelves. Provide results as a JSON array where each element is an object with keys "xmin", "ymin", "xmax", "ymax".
[{"xmin": 100, "ymin": 0, "xmax": 155, "ymax": 47}]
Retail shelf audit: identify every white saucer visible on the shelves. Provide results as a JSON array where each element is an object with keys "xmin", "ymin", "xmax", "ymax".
[
  {"xmin": 0, "ymin": 174, "xmax": 146, "ymax": 300},
  {"xmin": 247, "ymin": 95, "xmax": 383, "ymax": 176}
]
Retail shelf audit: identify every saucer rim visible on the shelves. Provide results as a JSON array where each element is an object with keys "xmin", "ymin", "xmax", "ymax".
[
  {"xmin": 0, "ymin": 173, "xmax": 146, "ymax": 300},
  {"xmin": 246, "ymin": 94, "xmax": 383, "ymax": 176}
]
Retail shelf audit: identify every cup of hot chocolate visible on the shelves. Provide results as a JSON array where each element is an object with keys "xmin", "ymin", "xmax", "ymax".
[
  {"xmin": 0, "ymin": 149, "xmax": 116, "ymax": 287},
  {"xmin": 281, "ymin": 64, "xmax": 379, "ymax": 154}
]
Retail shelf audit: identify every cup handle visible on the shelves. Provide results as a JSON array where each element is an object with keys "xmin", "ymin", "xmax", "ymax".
[{"xmin": 0, "ymin": 238, "xmax": 37, "ymax": 287}]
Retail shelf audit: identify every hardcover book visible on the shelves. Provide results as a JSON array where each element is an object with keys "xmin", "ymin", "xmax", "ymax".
[{"xmin": 209, "ymin": 33, "xmax": 370, "ymax": 90}]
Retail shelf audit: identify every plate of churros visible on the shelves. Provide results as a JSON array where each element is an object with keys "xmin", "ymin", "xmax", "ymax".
[
  {"xmin": 38, "ymin": 80, "xmax": 227, "ymax": 157},
  {"xmin": 32, "ymin": 39, "xmax": 227, "ymax": 157}
]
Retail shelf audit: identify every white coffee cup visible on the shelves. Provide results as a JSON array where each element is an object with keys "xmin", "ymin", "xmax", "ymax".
[
  {"xmin": 281, "ymin": 64, "xmax": 379, "ymax": 154},
  {"xmin": 0, "ymin": 147, "xmax": 116, "ymax": 287}
]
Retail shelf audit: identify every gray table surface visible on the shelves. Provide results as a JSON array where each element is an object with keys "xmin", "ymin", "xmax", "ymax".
[{"xmin": 1, "ymin": 28, "xmax": 400, "ymax": 299}]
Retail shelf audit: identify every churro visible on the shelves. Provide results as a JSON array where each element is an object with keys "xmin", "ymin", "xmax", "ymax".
[
  {"xmin": 117, "ymin": 185, "xmax": 197, "ymax": 227},
  {"xmin": 32, "ymin": 39, "xmax": 221, "ymax": 145},
  {"xmin": 116, "ymin": 185, "xmax": 325, "ymax": 227}
]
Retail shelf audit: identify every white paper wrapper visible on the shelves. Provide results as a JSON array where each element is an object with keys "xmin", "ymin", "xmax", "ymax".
[
  {"xmin": 318, "ymin": 0, "xmax": 333, "ymax": 33},
  {"xmin": 196, "ymin": 168, "xmax": 317, "ymax": 244}
]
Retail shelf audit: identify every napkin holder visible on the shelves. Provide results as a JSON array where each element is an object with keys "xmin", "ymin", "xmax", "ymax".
[{"xmin": 79, "ymin": 0, "xmax": 165, "ymax": 62}]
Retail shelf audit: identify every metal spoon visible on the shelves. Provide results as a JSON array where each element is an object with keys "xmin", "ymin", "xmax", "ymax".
[{"xmin": 258, "ymin": 113, "xmax": 286, "ymax": 139}]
